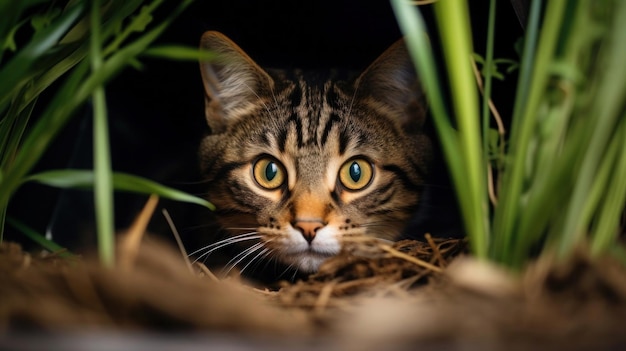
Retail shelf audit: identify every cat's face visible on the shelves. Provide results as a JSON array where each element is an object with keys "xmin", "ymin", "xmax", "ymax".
[{"xmin": 198, "ymin": 32, "xmax": 432, "ymax": 273}]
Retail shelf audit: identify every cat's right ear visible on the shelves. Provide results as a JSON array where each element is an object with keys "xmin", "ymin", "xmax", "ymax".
[
  {"xmin": 355, "ymin": 39, "xmax": 427, "ymax": 133},
  {"xmin": 199, "ymin": 31, "xmax": 274, "ymax": 133}
]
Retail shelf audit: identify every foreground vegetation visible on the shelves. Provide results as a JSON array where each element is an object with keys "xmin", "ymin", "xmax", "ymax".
[
  {"xmin": 0, "ymin": 0, "xmax": 212, "ymax": 266},
  {"xmin": 393, "ymin": 0, "xmax": 626, "ymax": 269}
]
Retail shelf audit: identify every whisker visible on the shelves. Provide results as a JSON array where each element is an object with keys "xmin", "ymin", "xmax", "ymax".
[
  {"xmin": 189, "ymin": 233, "xmax": 261, "ymax": 264},
  {"xmin": 222, "ymin": 242, "xmax": 265, "ymax": 276},
  {"xmin": 257, "ymin": 251, "xmax": 280, "ymax": 277},
  {"xmin": 289, "ymin": 266, "xmax": 299, "ymax": 282},
  {"xmin": 239, "ymin": 247, "xmax": 271, "ymax": 275},
  {"xmin": 199, "ymin": 235, "xmax": 263, "ymax": 261},
  {"xmin": 188, "ymin": 232, "xmax": 260, "ymax": 257},
  {"xmin": 242, "ymin": 248, "xmax": 274, "ymax": 277},
  {"xmin": 274, "ymin": 260, "xmax": 299, "ymax": 281},
  {"xmin": 222, "ymin": 242, "xmax": 262, "ymax": 272}
]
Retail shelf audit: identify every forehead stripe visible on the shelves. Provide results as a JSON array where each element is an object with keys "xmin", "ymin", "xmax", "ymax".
[
  {"xmin": 320, "ymin": 113, "xmax": 341, "ymax": 147},
  {"xmin": 286, "ymin": 112, "xmax": 304, "ymax": 148}
]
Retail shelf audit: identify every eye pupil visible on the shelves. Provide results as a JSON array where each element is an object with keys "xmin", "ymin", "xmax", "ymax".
[
  {"xmin": 339, "ymin": 158, "xmax": 373, "ymax": 191},
  {"xmin": 349, "ymin": 162, "xmax": 361, "ymax": 182},
  {"xmin": 265, "ymin": 162, "xmax": 278, "ymax": 181},
  {"xmin": 253, "ymin": 157, "xmax": 285, "ymax": 190}
]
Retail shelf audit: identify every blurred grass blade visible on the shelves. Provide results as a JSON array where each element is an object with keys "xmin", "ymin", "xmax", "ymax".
[
  {"xmin": 6, "ymin": 217, "xmax": 75, "ymax": 258},
  {"xmin": 0, "ymin": 1, "xmax": 193, "ymax": 209},
  {"xmin": 490, "ymin": 0, "xmax": 545, "ymax": 258},
  {"xmin": 143, "ymin": 45, "xmax": 216, "ymax": 61},
  {"xmin": 0, "ymin": 90, "xmax": 37, "ymax": 166},
  {"xmin": 557, "ymin": 1, "xmax": 626, "ymax": 257},
  {"xmin": 492, "ymin": 0, "xmax": 562, "ymax": 262},
  {"xmin": 590, "ymin": 119, "xmax": 626, "ymax": 255},
  {"xmin": 0, "ymin": 204, "xmax": 5, "ymax": 242},
  {"xmin": 481, "ymin": 0, "xmax": 496, "ymax": 187},
  {"xmin": 391, "ymin": 0, "xmax": 489, "ymax": 258},
  {"xmin": 390, "ymin": 0, "xmax": 464, "ymax": 182},
  {"xmin": 0, "ymin": 2, "xmax": 84, "ymax": 113},
  {"xmin": 433, "ymin": 0, "xmax": 489, "ymax": 258},
  {"xmin": 90, "ymin": 0, "xmax": 115, "ymax": 267},
  {"xmin": 26, "ymin": 170, "xmax": 215, "ymax": 210}
]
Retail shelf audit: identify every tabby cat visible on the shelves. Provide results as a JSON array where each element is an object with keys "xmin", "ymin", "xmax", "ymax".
[{"xmin": 197, "ymin": 31, "xmax": 434, "ymax": 274}]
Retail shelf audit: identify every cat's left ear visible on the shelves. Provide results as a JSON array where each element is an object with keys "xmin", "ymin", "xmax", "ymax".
[
  {"xmin": 355, "ymin": 39, "xmax": 427, "ymax": 132},
  {"xmin": 199, "ymin": 31, "xmax": 274, "ymax": 133}
]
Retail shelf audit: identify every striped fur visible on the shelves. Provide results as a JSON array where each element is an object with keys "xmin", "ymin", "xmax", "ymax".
[{"xmin": 198, "ymin": 31, "xmax": 433, "ymax": 273}]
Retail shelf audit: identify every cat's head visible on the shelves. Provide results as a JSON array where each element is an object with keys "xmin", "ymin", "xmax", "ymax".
[{"xmin": 198, "ymin": 31, "xmax": 432, "ymax": 273}]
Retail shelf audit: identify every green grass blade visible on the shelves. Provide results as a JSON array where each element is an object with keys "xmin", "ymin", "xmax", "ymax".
[
  {"xmin": 580, "ymin": 125, "xmax": 621, "ymax": 235},
  {"xmin": 389, "ymin": 0, "xmax": 464, "ymax": 179},
  {"xmin": 0, "ymin": 59, "xmax": 89, "ymax": 208},
  {"xmin": 0, "ymin": 201, "xmax": 5, "ymax": 242},
  {"xmin": 9, "ymin": 1, "xmax": 148, "ymax": 120},
  {"xmin": 0, "ymin": 2, "xmax": 85, "ymax": 114},
  {"xmin": 0, "ymin": 88, "xmax": 37, "ymax": 166},
  {"xmin": 392, "ymin": 0, "xmax": 490, "ymax": 258},
  {"xmin": 6, "ymin": 217, "xmax": 75, "ymax": 258},
  {"xmin": 590, "ymin": 118, "xmax": 626, "ymax": 255},
  {"xmin": 26, "ymin": 170, "xmax": 215, "ymax": 210},
  {"xmin": 433, "ymin": 0, "xmax": 489, "ymax": 258},
  {"xmin": 0, "ymin": 0, "xmax": 49, "ymax": 63},
  {"xmin": 90, "ymin": 0, "xmax": 115, "ymax": 267},
  {"xmin": 19, "ymin": 42, "xmax": 87, "ymax": 115},
  {"xmin": 0, "ymin": 3, "xmax": 190, "ymax": 208},
  {"xmin": 492, "ymin": 0, "xmax": 564, "ymax": 262},
  {"xmin": 490, "ymin": 0, "xmax": 544, "ymax": 259},
  {"xmin": 142, "ymin": 45, "xmax": 216, "ymax": 61},
  {"xmin": 482, "ymin": 0, "xmax": 496, "ymax": 184},
  {"xmin": 557, "ymin": 1, "xmax": 626, "ymax": 257}
]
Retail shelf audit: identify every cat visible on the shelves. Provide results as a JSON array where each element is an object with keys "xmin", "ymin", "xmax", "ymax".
[{"xmin": 196, "ymin": 31, "xmax": 437, "ymax": 275}]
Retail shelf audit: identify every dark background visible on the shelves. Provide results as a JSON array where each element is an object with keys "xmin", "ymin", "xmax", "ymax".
[{"xmin": 6, "ymin": 1, "xmax": 526, "ymax": 253}]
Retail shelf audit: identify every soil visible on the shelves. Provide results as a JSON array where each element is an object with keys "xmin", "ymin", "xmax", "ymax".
[{"xmin": 1, "ymin": 230, "xmax": 626, "ymax": 351}]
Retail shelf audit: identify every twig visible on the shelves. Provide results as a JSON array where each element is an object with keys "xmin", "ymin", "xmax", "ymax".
[
  {"xmin": 314, "ymin": 280, "xmax": 338, "ymax": 315},
  {"xmin": 379, "ymin": 244, "xmax": 442, "ymax": 273},
  {"xmin": 193, "ymin": 261, "xmax": 220, "ymax": 282},
  {"xmin": 487, "ymin": 163, "xmax": 499, "ymax": 205},
  {"xmin": 471, "ymin": 59, "xmax": 506, "ymax": 139},
  {"xmin": 119, "ymin": 194, "xmax": 159, "ymax": 270},
  {"xmin": 162, "ymin": 208, "xmax": 193, "ymax": 273},
  {"xmin": 471, "ymin": 58, "xmax": 506, "ymax": 205},
  {"xmin": 425, "ymin": 233, "xmax": 447, "ymax": 268}
]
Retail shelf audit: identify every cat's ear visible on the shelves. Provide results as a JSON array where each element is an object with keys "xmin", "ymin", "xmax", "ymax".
[
  {"xmin": 199, "ymin": 31, "xmax": 274, "ymax": 133},
  {"xmin": 355, "ymin": 39, "xmax": 427, "ymax": 132}
]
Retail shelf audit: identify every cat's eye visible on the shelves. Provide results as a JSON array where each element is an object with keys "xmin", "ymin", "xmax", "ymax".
[
  {"xmin": 252, "ymin": 157, "xmax": 286, "ymax": 190},
  {"xmin": 338, "ymin": 158, "xmax": 373, "ymax": 191}
]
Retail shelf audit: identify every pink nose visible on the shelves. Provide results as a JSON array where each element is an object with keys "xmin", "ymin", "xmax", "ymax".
[{"xmin": 294, "ymin": 220, "xmax": 324, "ymax": 244}]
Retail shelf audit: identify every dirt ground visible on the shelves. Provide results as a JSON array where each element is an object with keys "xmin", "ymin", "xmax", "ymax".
[{"xmin": 1, "ymin": 230, "xmax": 625, "ymax": 350}]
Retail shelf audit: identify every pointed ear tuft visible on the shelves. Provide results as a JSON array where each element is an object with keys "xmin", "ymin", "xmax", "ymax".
[
  {"xmin": 355, "ymin": 39, "xmax": 427, "ymax": 132},
  {"xmin": 199, "ymin": 31, "xmax": 274, "ymax": 133}
]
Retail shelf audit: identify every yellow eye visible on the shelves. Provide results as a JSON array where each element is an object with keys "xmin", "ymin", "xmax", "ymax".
[
  {"xmin": 339, "ymin": 158, "xmax": 373, "ymax": 191},
  {"xmin": 252, "ymin": 157, "xmax": 286, "ymax": 190}
]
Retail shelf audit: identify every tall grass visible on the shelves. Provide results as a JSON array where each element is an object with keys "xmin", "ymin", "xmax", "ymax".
[
  {"xmin": 392, "ymin": 0, "xmax": 626, "ymax": 269},
  {"xmin": 0, "ymin": 0, "xmax": 214, "ymax": 266}
]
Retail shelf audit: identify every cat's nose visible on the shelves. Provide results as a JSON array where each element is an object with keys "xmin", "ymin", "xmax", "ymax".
[{"xmin": 294, "ymin": 220, "xmax": 324, "ymax": 244}]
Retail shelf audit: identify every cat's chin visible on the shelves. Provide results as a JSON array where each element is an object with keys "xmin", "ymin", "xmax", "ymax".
[
  {"xmin": 271, "ymin": 226, "xmax": 342, "ymax": 272},
  {"xmin": 281, "ymin": 251, "xmax": 332, "ymax": 273}
]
